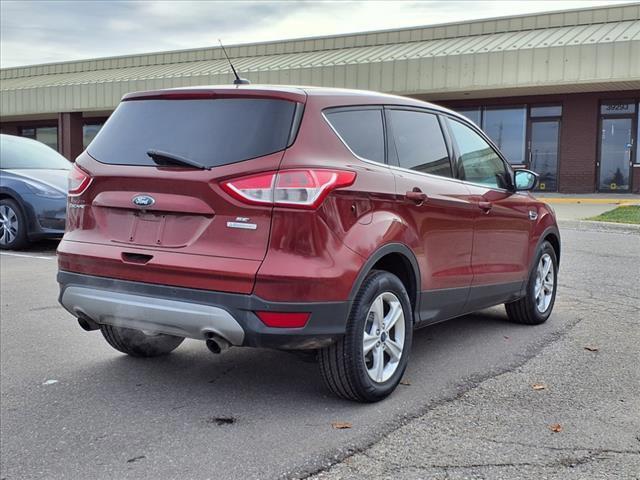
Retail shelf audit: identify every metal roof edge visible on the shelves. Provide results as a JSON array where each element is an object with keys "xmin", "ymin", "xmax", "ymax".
[{"xmin": 2, "ymin": 2, "xmax": 638, "ymax": 79}]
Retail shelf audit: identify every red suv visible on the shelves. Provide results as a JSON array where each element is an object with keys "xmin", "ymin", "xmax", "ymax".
[{"xmin": 57, "ymin": 86, "xmax": 560, "ymax": 402}]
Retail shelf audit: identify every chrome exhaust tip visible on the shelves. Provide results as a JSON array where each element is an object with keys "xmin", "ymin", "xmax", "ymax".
[
  {"xmin": 77, "ymin": 316, "xmax": 100, "ymax": 331},
  {"xmin": 205, "ymin": 333, "xmax": 231, "ymax": 354}
]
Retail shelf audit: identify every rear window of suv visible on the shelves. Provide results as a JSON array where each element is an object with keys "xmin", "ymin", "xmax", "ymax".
[
  {"xmin": 324, "ymin": 108, "xmax": 385, "ymax": 163},
  {"xmin": 88, "ymin": 98, "xmax": 297, "ymax": 168}
]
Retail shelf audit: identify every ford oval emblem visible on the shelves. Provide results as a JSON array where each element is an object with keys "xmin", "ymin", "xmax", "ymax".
[{"xmin": 132, "ymin": 194, "xmax": 155, "ymax": 208}]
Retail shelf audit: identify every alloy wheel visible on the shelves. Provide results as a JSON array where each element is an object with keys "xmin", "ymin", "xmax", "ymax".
[
  {"xmin": 363, "ymin": 292, "xmax": 405, "ymax": 383},
  {"xmin": 0, "ymin": 205, "xmax": 19, "ymax": 246},
  {"xmin": 534, "ymin": 253, "xmax": 554, "ymax": 313}
]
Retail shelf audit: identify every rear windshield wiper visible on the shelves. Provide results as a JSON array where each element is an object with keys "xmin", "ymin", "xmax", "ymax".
[{"xmin": 146, "ymin": 149, "xmax": 210, "ymax": 170}]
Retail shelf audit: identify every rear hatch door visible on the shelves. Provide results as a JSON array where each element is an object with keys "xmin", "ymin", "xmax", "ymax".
[{"xmin": 61, "ymin": 89, "xmax": 305, "ymax": 293}]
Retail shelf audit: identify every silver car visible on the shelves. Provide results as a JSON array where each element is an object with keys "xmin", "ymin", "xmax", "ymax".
[{"xmin": 0, "ymin": 134, "xmax": 70, "ymax": 249}]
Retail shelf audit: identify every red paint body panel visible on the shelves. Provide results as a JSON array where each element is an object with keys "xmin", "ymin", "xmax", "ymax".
[
  {"xmin": 391, "ymin": 171, "xmax": 475, "ymax": 291},
  {"xmin": 464, "ymin": 186, "xmax": 533, "ymax": 285},
  {"xmin": 57, "ymin": 240, "xmax": 259, "ymax": 293},
  {"xmin": 67, "ymin": 151, "xmax": 283, "ymax": 259},
  {"xmin": 253, "ymin": 201, "xmax": 365, "ymax": 302},
  {"xmin": 58, "ymin": 85, "xmax": 559, "ymax": 323}
]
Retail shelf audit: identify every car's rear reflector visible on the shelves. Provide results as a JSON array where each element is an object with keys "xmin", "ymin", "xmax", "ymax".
[
  {"xmin": 220, "ymin": 169, "xmax": 356, "ymax": 209},
  {"xmin": 255, "ymin": 311, "xmax": 310, "ymax": 328}
]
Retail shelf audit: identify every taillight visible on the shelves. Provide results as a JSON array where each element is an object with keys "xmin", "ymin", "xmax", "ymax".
[
  {"xmin": 220, "ymin": 169, "xmax": 356, "ymax": 209},
  {"xmin": 67, "ymin": 165, "xmax": 92, "ymax": 196}
]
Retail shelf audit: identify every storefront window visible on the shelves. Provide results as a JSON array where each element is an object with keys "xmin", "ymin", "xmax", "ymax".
[
  {"xmin": 482, "ymin": 107, "xmax": 527, "ymax": 164},
  {"xmin": 454, "ymin": 103, "xmax": 562, "ymax": 190},
  {"xmin": 83, "ymin": 123, "xmax": 103, "ymax": 148},
  {"xmin": 530, "ymin": 105, "xmax": 562, "ymax": 117},
  {"xmin": 457, "ymin": 108, "xmax": 481, "ymax": 126},
  {"xmin": 20, "ymin": 126, "xmax": 58, "ymax": 150}
]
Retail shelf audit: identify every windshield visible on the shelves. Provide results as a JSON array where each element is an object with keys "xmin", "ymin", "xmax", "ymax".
[
  {"xmin": 88, "ymin": 98, "xmax": 298, "ymax": 168},
  {"xmin": 0, "ymin": 134, "xmax": 71, "ymax": 170}
]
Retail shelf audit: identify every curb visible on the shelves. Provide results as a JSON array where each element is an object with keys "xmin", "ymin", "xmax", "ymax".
[
  {"xmin": 559, "ymin": 219, "xmax": 640, "ymax": 234},
  {"xmin": 543, "ymin": 198, "xmax": 640, "ymax": 205}
]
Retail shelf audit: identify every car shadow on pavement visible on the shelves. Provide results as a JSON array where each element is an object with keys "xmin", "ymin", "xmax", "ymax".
[
  {"xmin": 63, "ymin": 306, "xmax": 549, "ymax": 412},
  {"xmin": 12, "ymin": 239, "xmax": 59, "ymax": 253}
]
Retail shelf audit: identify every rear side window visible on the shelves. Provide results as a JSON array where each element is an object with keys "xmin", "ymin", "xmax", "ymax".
[
  {"xmin": 88, "ymin": 98, "xmax": 297, "ymax": 168},
  {"xmin": 325, "ymin": 109, "xmax": 385, "ymax": 163},
  {"xmin": 387, "ymin": 109, "xmax": 452, "ymax": 178}
]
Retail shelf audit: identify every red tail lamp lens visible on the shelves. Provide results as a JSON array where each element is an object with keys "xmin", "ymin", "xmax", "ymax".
[
  {"xmin": 220, "ymin": 169, "xmax": 356, "ymax": 209},
  {"xmin": 255, "ymin": 311, "xmax": 310, "ymax": 328},
  {"xmin": 68, "ymin": 165, "xmax": 92, "ymax": 196}
]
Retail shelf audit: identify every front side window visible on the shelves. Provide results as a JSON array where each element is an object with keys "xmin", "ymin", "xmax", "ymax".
[
  {"xmin": 448, "ymin": 119, "xmax": 509, "ymax": 189},
  {"xmin": 387, "ymin": 109, "xmax": 452, "ymax": 177},
  {"xmin": 325, "ymin": 108, "xmax": 385, "ymax": 163}
]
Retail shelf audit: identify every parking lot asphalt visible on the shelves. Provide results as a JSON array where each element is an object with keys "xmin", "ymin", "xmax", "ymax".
[
  {"xmin": 1, "ymin": 227, "xmax": 638, "ymax": 480},
  {"xmin": 313, "ymin": 226, "xmax": 640, "ymax": 479}
]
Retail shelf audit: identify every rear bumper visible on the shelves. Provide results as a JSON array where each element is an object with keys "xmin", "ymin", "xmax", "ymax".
[{"xmin": 57, "ymin": 271, "xmax": 350, "ymax": 350}]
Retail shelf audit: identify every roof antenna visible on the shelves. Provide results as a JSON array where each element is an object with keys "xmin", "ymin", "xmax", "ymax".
[{"xmin": 218, "ymin": 40, "xmax": 250, "ymax": 85}]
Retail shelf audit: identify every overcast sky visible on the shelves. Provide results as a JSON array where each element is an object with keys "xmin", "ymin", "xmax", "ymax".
[{"xmin": 0, "ymin": 0, "xmax": 632, "ymax": 68}]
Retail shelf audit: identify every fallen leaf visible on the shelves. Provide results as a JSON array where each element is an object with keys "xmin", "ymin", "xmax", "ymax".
[
  {"xmin": 332, "ymin": 422, "xmax": 352, "ymax": 430},
  {"xmin": 549, "ymin": 423, "xmax": 562, "ymax": 433},
  {"xmin": 207, "ymin": 416, "xmax": 236, "ymax": 426},
  {"xmin": 532, "ymin": 383, "xmax": 547, "ymax": 390},
  {"xmin": 400, "ymin": 379, "xmax": 412, "ymax": 386}
]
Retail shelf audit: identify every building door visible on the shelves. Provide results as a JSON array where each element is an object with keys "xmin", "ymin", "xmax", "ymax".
[
  {"xmin": 598, "ymin": 102, "xmax": 636, "ymax": 192},
  {"xmin": 529, "ymin": 119, "xmax": 560, "ymax": 191}
]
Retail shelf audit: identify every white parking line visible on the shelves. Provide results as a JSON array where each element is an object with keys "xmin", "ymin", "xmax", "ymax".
[{"xmin": 0, "ymin": 252, "xmax": 56, "ymax": 260}]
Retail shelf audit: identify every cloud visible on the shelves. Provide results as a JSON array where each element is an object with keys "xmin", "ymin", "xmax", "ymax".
[{"xmin": 0, "ymin": 0, "xmax": 630, "ymax": 68}]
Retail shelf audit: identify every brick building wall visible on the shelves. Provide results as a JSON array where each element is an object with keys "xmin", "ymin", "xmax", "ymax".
[
  {"xmin": 557, "ymin": 94, "xmax": 599, "ymax": 193},
  {"xmin": 633, "ymin": 167, "xmax": 640, "ymax": 194}
]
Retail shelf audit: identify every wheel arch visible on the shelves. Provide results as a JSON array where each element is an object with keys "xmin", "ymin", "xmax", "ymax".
[
  {"xmin": 532, "ymin": 225, "xmax": 561, "ymax": 270},
  {"xmin": 0, "ymin": 187, "xmax": 20, "ymax": 203},
  {"xmin": 544, "ymin": 230, "xmax": 561, "ymax": 266},
  {"xmin": 348, "ymin": 243, "xmax": 421, "ymax": 321}
]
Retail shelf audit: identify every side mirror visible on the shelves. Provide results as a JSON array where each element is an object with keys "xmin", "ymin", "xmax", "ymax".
[{"xmin": 514, "ymin": 169, "xmax": 538, "ymax": 191}]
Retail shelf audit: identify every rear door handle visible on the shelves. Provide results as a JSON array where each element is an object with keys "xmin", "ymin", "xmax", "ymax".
[
  {"xmin": 406, "ymin": 189, "xmax": 428, "ymax": 205},
  {"xmin": 478, "ymin": 201, "xmax": 492, "ymax": 213}
]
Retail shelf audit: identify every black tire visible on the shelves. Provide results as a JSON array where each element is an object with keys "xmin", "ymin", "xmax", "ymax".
[
  {"xmin": 0, "ymin": 199, "xmax": 28, "ymax": 250},
  {"xmin": 505, "ymin": 241, "xmax": 558, "ymax": 325},
  {"xmin": 100, "ymin": 325, "xmax": 184, "ymax": 357},
  {"xmin": 319, "ymin": 270, "xmax": 413, "ymax": 402}
]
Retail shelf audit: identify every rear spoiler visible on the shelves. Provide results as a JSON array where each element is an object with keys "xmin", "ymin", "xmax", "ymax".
[{"xmin": 122, "ymin": 87, "xmax": 307, "ymax": 104}]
